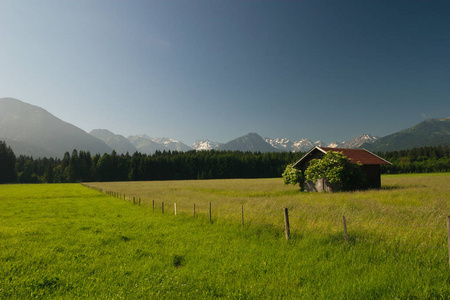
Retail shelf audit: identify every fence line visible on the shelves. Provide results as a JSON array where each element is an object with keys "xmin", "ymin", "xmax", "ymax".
[{"xmin": 84, "ymin": 185, "xmax": 449, "ymax": 259}]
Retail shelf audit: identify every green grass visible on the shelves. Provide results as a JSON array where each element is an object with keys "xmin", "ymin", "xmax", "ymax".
[{"xmin": 1, "ymin": 174, "xmax": 450, "ymax": 298}]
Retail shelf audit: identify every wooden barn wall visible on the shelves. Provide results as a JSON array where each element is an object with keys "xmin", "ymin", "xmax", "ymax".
[
  {"xmin": 362, "ymin": 165, "xmax": 381, "ymax": 188},
  {"xmin": 298, "ymin": 151, "xmax": 325, "ymax": 172}
]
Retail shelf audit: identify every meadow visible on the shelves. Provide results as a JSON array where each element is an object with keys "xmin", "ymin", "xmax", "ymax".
[{"xmin": 1, "ymin": 173, "xmax": 450, "ymax": 298}]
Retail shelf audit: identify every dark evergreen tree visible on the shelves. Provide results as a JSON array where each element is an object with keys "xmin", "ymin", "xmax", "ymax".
[
  {"xmin": 43, "ymin": 159, "xmax": 55, "ymax": 183},
  {"xmin": 0, "ymin": 141, "xmax": 17, "ymax": 183},
  {"xmin": 66, "ymin": 150, "xmax": 81, "ymax": 182}
]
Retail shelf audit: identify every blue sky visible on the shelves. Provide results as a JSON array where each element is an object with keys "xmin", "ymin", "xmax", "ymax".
[{"xmin": 1, "ymin": 0, "xmax": 449, "ymax": 145}]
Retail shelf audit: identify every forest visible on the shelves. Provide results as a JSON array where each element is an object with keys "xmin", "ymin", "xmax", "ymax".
[
  {"xmin": 0, "ymin": 141, "xmax": 449, "ymax": 184},
  {"xmin": 379, "ymin": 145, "xmax": 450, "ymax": 174}
]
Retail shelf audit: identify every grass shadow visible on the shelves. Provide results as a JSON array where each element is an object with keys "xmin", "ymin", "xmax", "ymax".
[{"xmin": 379, "ymin": 185, "xmax": 406, "ymax": 190}]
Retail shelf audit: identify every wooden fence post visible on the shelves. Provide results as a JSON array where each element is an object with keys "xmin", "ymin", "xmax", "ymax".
[
  {"xmin": 162, "ymin": 202, "xmax": 164, "ymax": 214},
  {"xmin": 447, "ymin": 216, "xmax": 450, "ymax": 269},
  {"xmin": 139, "ymin": 198, "xmax": 141, "ymax": 206},
  {"xmin": 193, "ymin": 203, "xmax": 196, "ymax": 218},
  {"xmin": 241, "ymin": 205, "xmax": 244, "ymax": 230},
  {"xmin": 284, "ymin": 208, "xmax": 290, "ymax": 240},
  {"xmin": 209, "ymin": 202, "xmax": 212, "ymax": 223},
  {"xmin": 343, "ymin": 215, "xmax": 348, "ymax": 243},
  {"xmin": 174, "ymin": 203, "xmax": 177, "ymax": 216},
  {"xmin": 152, "ymin": 200, "xmax": 155, "ymax": 210}
]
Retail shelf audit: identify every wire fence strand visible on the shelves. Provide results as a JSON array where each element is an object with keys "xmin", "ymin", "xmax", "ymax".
[{"xmin": 85, "ymin": 185, "xmax": 448, "ymax": 251}]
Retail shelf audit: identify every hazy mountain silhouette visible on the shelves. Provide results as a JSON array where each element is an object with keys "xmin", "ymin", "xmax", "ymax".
[
  {"xmin": 0, "ymin": 98, "xmax": 112, "ymax": 158},
  {"xmin": 362, "ymin": 118, "xmax": 450, "ymax": 152},
  {"xmin": 90, "ymin": 129, "xmax": 137, "ymax": 155},
  {"xmin": 217, "ymin": 133, "xmax": 280, "ymax": 152},
  {"xmin": 1, "ymin": 98, "xmax": 449, "ymax": 157},
  {"xmin": 127, "ymin": 135, "xmax": 167, "ymax": 154}
]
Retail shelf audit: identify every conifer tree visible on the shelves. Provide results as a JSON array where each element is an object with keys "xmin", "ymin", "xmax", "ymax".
[{"xmin": 0, "ymin": 141, "xmax": 17, "ymax": 183}]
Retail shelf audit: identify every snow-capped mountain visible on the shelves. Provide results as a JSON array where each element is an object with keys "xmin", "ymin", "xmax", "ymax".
[
  {"xmin": 3, "ymin": 98, "xmax": 447, "ymax": 157},
  {"xmin": 344, "ymin": 134, "xmax": 378, "ymax": 148},
  {"xmin": 93, "ymin": 131, "xmax": 379, "ymax": 155},
  {"xmin": 218, "ymin": 133, "xmax": 279, "ymax": 152},
  {"xmin": 314, "ymin": 140, "xmax": 326, "ymax": 147},
  {"xmin": 128, "ymin": 135, "xmax": 192, "ymax": 154},
  {"xmin": 151, "ymin": 137, "xmax": 192, "ymax": 152},
  {"xmin": 327, "ymin": 141, "xmax": 344, "ymax": 148},
  {"xmin": 292, "ymin": 139, "xmax": 315, "ymax": 152},
  {"xmin": 128, "ymin": 135, "xmax": 166, "ymax": 154},
  {"xmin": 327, "ymin": 135, "xmax": 378, "ymax": 149},
  {"xmin": 265, "ymin": 138, "xmax": 294, "ymax": 151},
  {"xmin": 266, "ymin": 138, "xmax": 326, "ymax": 152},
  {"xmin": 90, "ymin": 129, "xmax": 137, "ymax": 155},
  {"xmin": 191, "ymin": 139, "xmax": 223, "ymax": 151},
  {"xmin": 265, "ymin": 135, "xmax": 378, "ymax": 152}
]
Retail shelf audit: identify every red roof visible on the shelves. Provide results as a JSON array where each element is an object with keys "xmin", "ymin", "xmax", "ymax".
[
  {"xmin": 319, "ymin": 147, "xmax": 391, "ymax": 165},
  {"xmin": 293, "ymin": 146, "xmax": 391, "ymax": 168}
]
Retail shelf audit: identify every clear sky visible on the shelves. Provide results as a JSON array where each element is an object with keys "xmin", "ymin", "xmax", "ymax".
[{"xmin": 1, "ymin": 0, "xmax": 449, "ymax": 145}]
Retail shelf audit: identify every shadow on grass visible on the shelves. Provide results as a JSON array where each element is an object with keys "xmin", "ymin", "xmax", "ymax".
[
  {"xmin": 381, "ymin": 183, "xmax": 427, "ymax": 190},
  {"xmin": 379, "ymin": 185, "xmax": 406, "ymax": 190}
]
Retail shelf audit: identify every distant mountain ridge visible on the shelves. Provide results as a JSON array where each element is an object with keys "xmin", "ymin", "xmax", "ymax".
[
  {"xmin": 329, "ymin": 134, "xmax": 379, "ymax": 149},
  {"xmin": 266, "ymin": 138, "xmax": 325, "ymax": 152},
  {"xmin": 1, "ymin": 98, "xmax": 449, "ymax": 156},
  {"xmin": 362, "ymin": 118, "xmax": 450, "ymax": 152},
  {"xmin": 127, "ymin": 135, "xmax": 192, "ymax": 154},
  {"xmin": 265, "ymin": 134, "xmax": 379, "ymax": 152},
  {"xmin": 150, "ymin": 137, "xmax": 192, "ymax": 152},
  {"xmin": 191, "ymin": 139, "xmax": 223, "ymax": 151},
  {"xmin": 127, "ymin": 135, "xmax": 166, "ymax": 154},
  {"xmin": 89, "ymin": 129, "xmax": 137, "ymax": 155},
  {"xmin": 91, "ymin": 130, "xmax": 379, "ymax": 154},
  {"xmin": 0, "ymin": 98, "xmax": 112, "ymax": 158},
  {"xmin": 217, "ymin": 133, "xmax": 280, "ymax": 152}
]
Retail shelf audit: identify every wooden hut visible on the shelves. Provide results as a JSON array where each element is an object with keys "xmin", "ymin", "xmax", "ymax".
[{"xmin": 292, "ymin": 146, "xmax": 391, "ymax": 192}]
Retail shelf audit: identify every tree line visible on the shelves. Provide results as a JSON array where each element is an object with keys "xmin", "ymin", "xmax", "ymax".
[
  {"xmin": 378, "ymin": 145, "xmax": 450, "ymax": 174},
  {"xmin": 1, "ymin": 142, "xmax": 304, "ymax": 183},
  {"xmin": 1, "ymin": 140, "xmax": 449, "ymax": 184}
]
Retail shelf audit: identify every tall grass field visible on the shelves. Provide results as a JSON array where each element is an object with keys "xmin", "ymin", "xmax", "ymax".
[{"xmin": 1, "ymin": 173, "xmax": 450, "ymax": 298}]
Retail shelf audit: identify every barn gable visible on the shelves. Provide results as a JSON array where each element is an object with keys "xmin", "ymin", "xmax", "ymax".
[{"xmin": 292, "ymin": 146, "xmax": 391, "ymax": 191}]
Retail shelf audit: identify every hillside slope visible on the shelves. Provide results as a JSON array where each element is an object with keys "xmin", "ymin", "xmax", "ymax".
[
  {"xmin": 363, "ymin": 118, "xmax": 450, "ymax": 152},
  {"xmin": 218, "ymin": 133, "xmax": 279, "ymax": 152},
  {"xmin": 90, "ymin": 129, "xmax": 137, "ymax": 155},
  {"xmin": 0, "ymin": 98, "xmax": 112, "ymax": 158}
]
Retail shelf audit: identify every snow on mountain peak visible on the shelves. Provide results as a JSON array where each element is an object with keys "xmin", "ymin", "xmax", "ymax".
[
  {"xmin": 192, "ymin": 139, "xmax": 222, "ymax": 151},
  {"xmin": 152, "ymin": 137, "xmax": 179, "ymax": 145}
]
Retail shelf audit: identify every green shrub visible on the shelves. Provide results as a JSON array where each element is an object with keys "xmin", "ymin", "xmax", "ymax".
[
  {"xmin": 282, "ymin": 164, "xmax": 304, "ymax": 190},
  {"xmin": 304, "ymin": 151, "xmax": 366, "ymax": 191}
]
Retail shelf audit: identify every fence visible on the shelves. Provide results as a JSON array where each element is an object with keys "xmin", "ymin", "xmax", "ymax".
[{"xmin": 86, "ymin": 185, "xmax": 450, "ymax": 267}]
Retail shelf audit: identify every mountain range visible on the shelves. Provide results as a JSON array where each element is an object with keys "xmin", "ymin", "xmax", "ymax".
[
  {"xmin": 1, "ymin": 98, "xmax": 449, "ymax": 158},
  {"xmin": 362, "ymin": 118, "xmax": 450, "ymax": 152},
  {"xmin": 0, "ymin": 98, "xmax": 111, "ymax": 158},
  {"xmin": 264, "ymin": 134, "xmax": 379, "ymax": 153}
]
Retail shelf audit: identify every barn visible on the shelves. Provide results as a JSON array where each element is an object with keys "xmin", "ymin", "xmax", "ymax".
[{"xmin": 292, "ymin": 146, "xmax": 391, "ymax": 192}]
